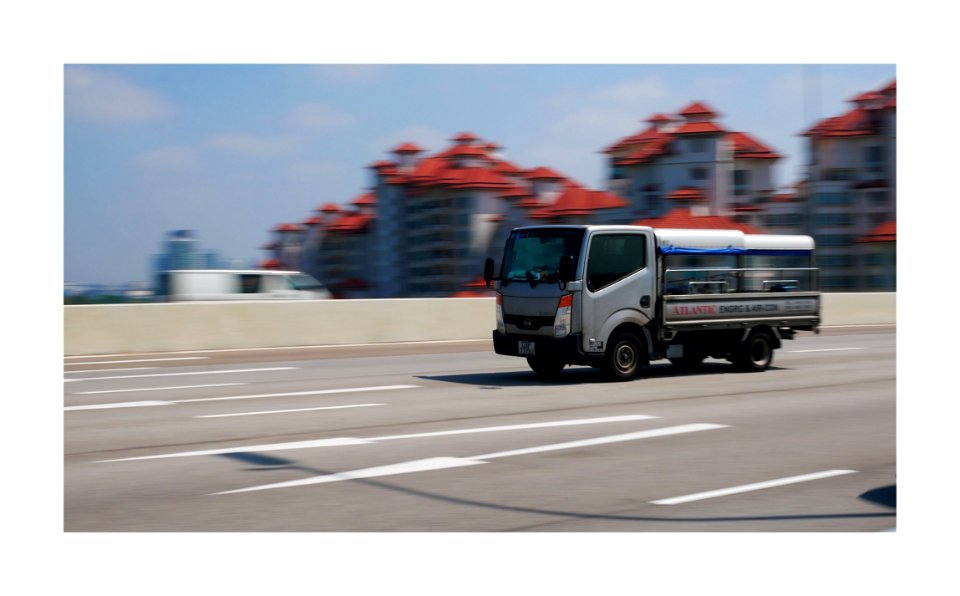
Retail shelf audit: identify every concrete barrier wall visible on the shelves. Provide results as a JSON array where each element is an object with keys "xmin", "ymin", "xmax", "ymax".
[{"xmin": 64, "ymin": 293, "xmax": 895, "ymax": 356}]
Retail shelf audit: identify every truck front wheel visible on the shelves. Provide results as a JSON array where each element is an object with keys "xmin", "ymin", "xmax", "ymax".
[
  {"xmin": 734, "ymin": 331, "xmax": 774, "ymax": 372},
  {"xmin": 604, "ymin": 333, "xmax": 645, "ymax": 381}
]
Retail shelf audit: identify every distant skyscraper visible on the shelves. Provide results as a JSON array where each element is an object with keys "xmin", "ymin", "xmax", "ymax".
[{"xmin": 152, "ymin": 230, "xmax": 229, "ymax": 291}]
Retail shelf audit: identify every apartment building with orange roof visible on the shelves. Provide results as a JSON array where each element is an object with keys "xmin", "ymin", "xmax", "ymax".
[{"xmin": 802, "ymin": 79, "xmax": 896, "ymax": 290}]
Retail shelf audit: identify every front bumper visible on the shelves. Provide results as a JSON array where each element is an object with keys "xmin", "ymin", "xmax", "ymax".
[{"xmin": 492, "ymin": 331, "xmax": 599, "ymax": 366}]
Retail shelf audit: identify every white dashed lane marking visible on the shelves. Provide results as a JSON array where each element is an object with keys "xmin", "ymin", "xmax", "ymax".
[{"xmin": 650, "ymin": 469, "xmax": 858, "ymax": 505}]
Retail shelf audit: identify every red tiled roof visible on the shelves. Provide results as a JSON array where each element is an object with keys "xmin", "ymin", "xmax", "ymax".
[
  {"xmin": 351, "ymin": 192, "xmax": 376, "ymax": 206},
  {"xmin": 729, "ymin": 131, "xmax": 781, "ymax": 159},
  {"xmin": 530, "ymin": 184, "xmax": 628, "ymax": 218},
  {"xmin": 635, "ymin": 208, "xmax": 761, "ymax": 233},
  {"xmin": 859, "ymin": 220, "xmax": 896, "ymax": 243},
  {"xmin": 852, "ymin": 91, "xmax": 883, "ymax": 103},
  {"xmin": 499, "ymin": 185, "xmax": 534, "ymax": 200},
  {"xmin": 525, "ymin": 166, "xmax": 566, "ymax": 181},
  {"xmin": 316, "ymin": 203, "xmax": 341, "ymax": 213},
  {"xmin": 450, "ymin": 132, "xmax": 480, "ymax": 143},
  {"xmin": 674, "ymin": 121, "xmax": 727, "ymax": 135},
  {"xmin": 369, "ymin": 160, "xmax": 396, "ymax": 169},
  {"xmin": 618, "ymin": 136, "xmax": 673, "ymax": 165},
  {"xmin": 679, "ymin": 101, "xmax": 719, "ymax": 118},
  {"xmin": 604, "ymin": 126, "xmax": 668, "ymax": 154},
  {"xmin": 391, "ymin": 142, "xmax": 425, "ymax": 154},
  {"xmin": 492, "ymin": 160, "xmax": 525, "ymax": 176},
  {"xmin": 302, "ymin": 215, "xmax": 324, "ymax": 226},
  {"xmin": 805, "ymin": 80, "xmax": 895, "ymax": 137},
  {"xmin": 446, "ymin": 167, "xmax": 513, "ymax": 190},
  {"xmin": 326, "ymin": 213, "xmax": 373, "ymax": 233},
  {"xmin": 441, "ymin": 143, "xmax": 489, "ymax": 158},
  {"xmin": 272, "ymin": 223, "xmax": 305, "ymax": 233},
  {"xmin": 647, "ymin": 113, "xmax": 673, "ymax": 124},
  {"xmin": 259, "ymin": 258, "xmax": 282, "ymax": 269},
  {"xmin": 666, "ymin": 187, "xmax": 708, "ymax": 201}
]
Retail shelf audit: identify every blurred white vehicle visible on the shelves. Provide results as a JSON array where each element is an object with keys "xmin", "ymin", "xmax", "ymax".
[{"xmin": 158, "ymin": 270, "xmax": 332, "ymax": 301}]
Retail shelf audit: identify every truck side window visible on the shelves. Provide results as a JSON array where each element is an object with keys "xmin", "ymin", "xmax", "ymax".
[{"xmin": 587, "ymin": 234, "xmax": 646, "ymax": 292}]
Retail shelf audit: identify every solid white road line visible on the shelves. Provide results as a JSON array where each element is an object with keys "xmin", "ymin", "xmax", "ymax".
[
  {"xmin": 72, "ymin": 383, "xmax": 249, "ymax": 395},
  {"xmin": 194, "ymin": 403, "xmax": 385, "ymax": 418},
  {"xmin": 66, "ymin": 401, "xmax": 173, "ymax": 411},
  {"xmin": 65, "ymin": 357, "xmax": 208, "ymax": 365},
  {"xmin": 70, "ymin": 384, "xmax": 419, "ymax": 413},
  {"xmin": 63, "ymin": 366, "xmax": 297, "ymax": 382},
  {"xmin": 213, "ymin": 423, "xmax": 728, "ymax": 495},
  {"xmin": 98, "ymin": 414, "xmax": 661, "ymax": 462},
  {"xmin": 65, "ymin": 367, "xmax": 159, "ymax": 374},
  {"xmin": 63, "ymin": 339, "xmax": 492, "ymax": 359},
  {"xmin": 170, "ymin": 385, "xmax": 419, "ymax": 404},
  {"xmin": 785, "ymin": 348, "xmax": 866, "ymax": 353},
  {"xmin": 650, "ymin": 469, "xmax": 858, "ymax": 505}
]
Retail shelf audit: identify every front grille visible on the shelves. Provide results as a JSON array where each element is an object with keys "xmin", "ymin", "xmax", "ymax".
[{"xmin": 504, "ymin": 314, "xmax": 554, "ymax": 331}]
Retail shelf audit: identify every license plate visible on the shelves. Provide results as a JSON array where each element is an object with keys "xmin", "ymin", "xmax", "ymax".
[{"xmin": 518, "ymin": 341, "xmax": 535, "ymax": 356}]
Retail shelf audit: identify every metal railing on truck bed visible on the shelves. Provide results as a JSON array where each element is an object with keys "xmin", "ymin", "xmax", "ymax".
[{"xmin": 663, "ymin": 267, "xmax": 819, "ymax": 295}]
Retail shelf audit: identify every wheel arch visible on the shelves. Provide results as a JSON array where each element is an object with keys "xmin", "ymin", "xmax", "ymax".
[{"xmin": 741, "ymin": 324, "xmax": 782, "ymax": 350}]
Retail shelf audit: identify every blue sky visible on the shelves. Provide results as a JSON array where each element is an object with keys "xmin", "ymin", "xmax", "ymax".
[{"xmin": 64, "ymin": 63, "xmax": 895, "ymax": 285}]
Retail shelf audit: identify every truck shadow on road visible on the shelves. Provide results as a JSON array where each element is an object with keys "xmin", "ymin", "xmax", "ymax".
[{"xmin": 419, "ymin": 361, "xmax": 788, "ymax": 388}]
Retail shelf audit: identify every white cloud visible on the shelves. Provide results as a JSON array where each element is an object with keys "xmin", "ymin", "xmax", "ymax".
[
  {"xmin": 65, "ymin": 66, "xmax": 175, "ymax": 123},
  {"xmin": 204, "ymin": 133, "xmax": 302, "ymax": 156},
  {"xmin": 134, "ymin": 146, "xmax": 198, "ymax": 169},
  {"xmin": 286, "ymin": 103, "xmax": 355, "ymax": 129}
]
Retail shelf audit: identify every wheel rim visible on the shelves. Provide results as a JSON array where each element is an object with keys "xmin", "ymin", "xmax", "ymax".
[
  {"xmin": 615, "ymin": 342, "xmax": 637, "ymax": 374},
  {"xmin": 749, "ymin": 336, "xmax": 771, "ymax": 367}
]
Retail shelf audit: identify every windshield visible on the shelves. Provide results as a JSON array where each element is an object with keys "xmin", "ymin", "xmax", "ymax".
[
  {"xmin": 287, "ymin": 274, "xmax": 325, "ymax": 291},
  {"xmin": 501, "ymin": 228, "xmax": 585, "ymax": 286}
]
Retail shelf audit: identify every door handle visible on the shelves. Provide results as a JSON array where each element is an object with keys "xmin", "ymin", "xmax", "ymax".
[{"xmin": 640, "ymin": 295, "xmax": 651, "ymax": 308}]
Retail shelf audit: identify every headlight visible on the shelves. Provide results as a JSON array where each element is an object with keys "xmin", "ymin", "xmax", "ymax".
[{"xmin": 554, "ymin": 294, "xmax": 572, "ymax": 338}]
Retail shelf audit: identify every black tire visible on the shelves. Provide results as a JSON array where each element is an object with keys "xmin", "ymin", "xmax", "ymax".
[
  {"xmin": 604, "ymin": 332, "xmax": 645, "ymax": 381},
  {"xmin": 527, "ymin": 356, "xmax": 565, "ymax": 378},
  {"xmin": 734, "ymin": 331, "xmax": 774, "ymax": 372}
]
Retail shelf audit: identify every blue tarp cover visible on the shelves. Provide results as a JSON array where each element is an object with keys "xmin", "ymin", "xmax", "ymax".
[{"xmin": 659, "ymin": 245, "xmax": 812, "ymax": 256}]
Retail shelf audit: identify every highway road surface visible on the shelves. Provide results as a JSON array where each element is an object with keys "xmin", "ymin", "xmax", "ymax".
[{"xmin": 64, "ymin": 326, "xmax": 895, "ymax": 532}]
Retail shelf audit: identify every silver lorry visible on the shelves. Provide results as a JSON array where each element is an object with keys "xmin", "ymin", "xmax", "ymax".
[{"xmin": 483, "ymin": 225, "xmax": 820, "ymax": 379}]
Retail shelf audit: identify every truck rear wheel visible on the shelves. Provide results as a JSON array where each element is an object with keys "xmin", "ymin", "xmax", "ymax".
[
  {"xmin": 734, "ymin": 331, "xmax": 774, "ymax": 372},
  {"xmin": 526, "ymin": 356, "xmax": 565, "ymax": 378},
  {"xmin": 604, "ymin": 332, "xmax": 645, "ymax": 381}
]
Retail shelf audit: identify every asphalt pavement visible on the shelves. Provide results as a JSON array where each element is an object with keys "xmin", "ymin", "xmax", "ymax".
[{"xmin": 64, "ymin": 327, "xmax": 896, "ymax": 532}]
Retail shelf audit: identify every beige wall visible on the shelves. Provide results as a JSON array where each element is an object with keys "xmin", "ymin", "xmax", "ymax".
[{"xmin": 64, "ymin": 293, "xmax": 895, "ymax": 355}]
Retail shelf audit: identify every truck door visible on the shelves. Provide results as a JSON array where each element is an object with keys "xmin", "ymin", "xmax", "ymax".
[{"xmin": 581, "ymin": 231, "xmax": 655, "ymax": 348}]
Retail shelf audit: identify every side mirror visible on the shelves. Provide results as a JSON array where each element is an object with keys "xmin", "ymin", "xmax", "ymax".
[
  {"xmin": 483, "ymin": 258, "xmax": 496, "ymax": 287},
  {"xmin": 558, "ymin": 255, "xmax": 575, "ymax": 284}
]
